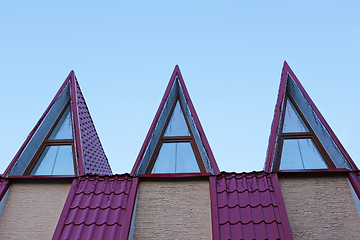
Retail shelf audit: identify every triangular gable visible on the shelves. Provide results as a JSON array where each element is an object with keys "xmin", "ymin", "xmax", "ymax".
[
  {"xmin": 3, "ymin": 71, "xmax": 112, "ymax": 176},
  {"xmin": 264, "ymin": 61, "xmax": 357, "ymax": 172},
  {"xmin": 131, "ymin": 66, "xmax": 220, "ymax": 175}
]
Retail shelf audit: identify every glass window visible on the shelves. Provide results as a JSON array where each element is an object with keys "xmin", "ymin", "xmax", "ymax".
[
  {"xmin": 282, "ymin": 98, "xmax": 309, "ymax": 133},
  {"xmin": 152, "ymin": 142, "xmax": 200, "ymax": 173},
  {"xmin": 49, "ymin": 106, "xmax": 73, "ymax": 139},
  {"xmin": 280, "ymin": 138, "xmax": 328, "ymax": 170},
  {"xmin": 30, "ymin": 145, "xmax": 74, "ymax": 175},
  {"xmin": 164, "ymin": 101, "xmax": 190, "ymax": 136}
]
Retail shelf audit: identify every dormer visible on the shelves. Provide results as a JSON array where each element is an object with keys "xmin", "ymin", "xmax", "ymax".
[
  {"xmin": 131, "ymin": 66, "xmax": 219, "ymax": 175},
  {"xmin": 265, "ymin": 62, "xmax": 357, "ymax": 172},
  {"xmin": 3, "ymin": 71, "xmax": 112, "ymax": 176}
]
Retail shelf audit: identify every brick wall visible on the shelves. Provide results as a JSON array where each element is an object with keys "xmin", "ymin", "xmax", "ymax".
[
  {"xmin": 279, "ymin": 175, "xmax": 360, "ymax": 239},
  {"xmin": 133, "ymin": 179, "xmax": 212, "ymax": 239},
  {"xmin": 0, "ymin": 181, "xmax": 71, "ymax": 239}
]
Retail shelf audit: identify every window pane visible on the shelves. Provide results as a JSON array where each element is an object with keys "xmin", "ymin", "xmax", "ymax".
[
  {"xmin": 164, "ymin": 101, "xmax": 190, "ymax": 136},
  {"xmin": 30, "ymin": 145, "xmax": 74, "ymax": 175},
  {"xmin": 49, "ymin": 106, "xmax": 73, "ymax": 139},
  {"xmin": 152, "ymin": 142, "xmax": 200, "ymax": 173},
  {"xmin": 280, "ymin": 138, "xmax": 328, "ymax": 170},
  {"xmin": 282, "ymin": 98, "xmax": 309, "ymax": 133}
]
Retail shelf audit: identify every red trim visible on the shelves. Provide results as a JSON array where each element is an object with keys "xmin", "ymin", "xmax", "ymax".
[
  {"xmin": 7, "ymin": 175, "xmax": 76, "ymax": 179},
  {"xmin": 130, "ymin": 66, "xmax": 178, "ymax": 176},
  {"xmin": 270, "ymin": 173, "xmax": 293, "ymax": 240},
  {"xmin": 0, "ymin": 179, "xmax": 11, "ymax": 202},
  {"xmin": 177, "ymin": 67, "xmax": 220, "ymax": 174},
  {"xmin": 139, "ymin": 173, "xmax": 212, "ymax": 178},
  {"xmin": 264, "ymin": 62, "xmax": 288, "ymax": 172},
  {"xmin": 264, "ymin": 61, "xmax": 358, "ymax": 172},
  {"xmin": 70, "ymin": 73, "xmax": 84, "ymax": 175},
  {"xmin": 131, "ymin": 66, "xmax": 220, "ymax": 175},
  {"xmin": 348, "ymin": 172, "xmax": 360, "ymax": 199},
  {"xmin": 121, "ymin": 177, "xmax": 139, "ymax": 239},
  {"xmin": 209, "ymin": 176, "xmax": 220, "ymax": 240},
  {"xmin": 276, "ymin": 168, "xmax": 350, "ymax": 173},
  {"xmin": 52, "ymin": 178, "xmax": 79, "ymax": 240},
  {"xmin": 283, "ymin": 62, "xmax": 357, "ymax": 171},
  {"xmin": 3, "ymin": 71, "xmax": 73, "ymax": 176}
]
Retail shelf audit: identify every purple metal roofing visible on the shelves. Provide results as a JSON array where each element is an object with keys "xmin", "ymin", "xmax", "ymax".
[
  {"xmin": 264, "ymin": 61, "xmax": 357, "ymax": 172},
  {"xmin": 53, "ymin": 175, "xmax": 138, "ymax": 240},
  {"xmin": 210, "ymin": 172, "xmax": 293, "ymax": 240},
  {"xmin": 74, "ymin": 79, "xmax": 112, "ymax": 175},
  {"xmin": 0, "ymin": 178, "xmax": 10, "ymax": 201},
  {"xmin": 3, "ymin": 71, "xmax": 112, "ymax": 176}
]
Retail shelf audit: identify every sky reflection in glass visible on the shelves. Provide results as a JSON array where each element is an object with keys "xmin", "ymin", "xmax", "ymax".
[
  {"xmin": 152, "ymin": 142, "xmax": 200, "ymax": 173},
  {"xmin": 30, "ymin": 145, "xmax": 74, "ymax": 175},
  {"xmin": 280, "ymin": 138, "xmax": 328, "ymax": 170},
  {"xmin": 282, "ymin": 98, "xmax": 309, "ymax": 133}
]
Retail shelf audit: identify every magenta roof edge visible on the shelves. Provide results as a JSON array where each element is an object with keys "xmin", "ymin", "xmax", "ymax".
[
  {"xmin": 131, "ymin": 66, "xmax": 219, "ymax": 175},
  {"xmin": 209, "ymin": 176, "xmax": 220, "ymax": 240},
  {"xmin": 264, "ymin": 61, "xmax": 358, "ymax": 172},
  {"xmin": 3, "ymin": 71, "xmax": 74, "ymax": 176},
  {"xmin": 176, "ymin": 67, "xmax": 220, "ymax": 174},
  {"xmin": 270, "ymin": 173, "xmax": 294, "ymax": 240},
  {"xmin": 283, "ymin": 62, "xmax": 358, "ymax": 171},
  {"xmin": 348, "ymin": 172, "xmax": 360, "ymax": 199},
  {"xmin": 52, "ymin": 178, "xmax": 79, "ymax": 240},
  {"xmin": 70, "ymin": 73, "xmax": 84, "ymax": 175},
  {"xmin": 121, "ymin": 177, "xmax": 139, "ymax": 239},
  {"xmin": 264, "ymin": 61, "xmax": 288, "ymax": 172},
  {"xmin": 130, "ymin": 66, "xmax": 179, "ymax": 175}
]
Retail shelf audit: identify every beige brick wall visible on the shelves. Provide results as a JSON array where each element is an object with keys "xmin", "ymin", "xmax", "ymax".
[
  {"xmin": 0, "ymin": 181, "xmax": 71, "ymax": 240},
  {"xmin": 279, "ymin": 175, "xmax": 360, "ymax": 240},
  {"xmin": 133, "ymin": 180, "xmax": 212, "ymax": 240}
]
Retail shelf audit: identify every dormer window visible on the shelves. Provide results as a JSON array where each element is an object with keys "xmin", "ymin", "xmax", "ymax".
[
  {"xmin": 275, "ymin": 96, "xmax": 335, "ymax": 170},
  {"xmin": 25, "ymin": 103, "xmax": 76, "ymax": 175},
  {"xmin": 147, "ymin": 100, "xmax": 205, "ymax": 173}
]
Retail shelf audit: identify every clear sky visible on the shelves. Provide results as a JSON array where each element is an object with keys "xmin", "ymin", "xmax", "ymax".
[{"xmin": 1, "ymin": 1, "xmax": 359, "ymax": 174}]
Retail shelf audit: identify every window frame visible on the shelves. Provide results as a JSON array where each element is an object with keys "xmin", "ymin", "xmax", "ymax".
[
  {"xmin": 273, "ymin": 94, "xmax": 336, "ymax": 171},
  {"xmin": 145, "ymin": 97, "xmax": 206, "ymax": 174},
  {"xmin": 24, "ymin": 101, "xmax": 77, "ymax": 175}
]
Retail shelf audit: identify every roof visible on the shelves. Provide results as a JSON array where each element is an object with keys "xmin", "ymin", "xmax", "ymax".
[
  {"xmin": 210, "ymin": 172, "xmax": 293, "ymax": 240},
  {"xmin": 3, "ymin": 71, "xmax": 112, "ymax": 176},
  {"xmin": 53, "ymin": 175, "xmax": 138, "ymax": 240},
  {"xmin": 131, "ymin": 65, "xmax": 220, "ymax": 175},
  {"xmin": 264, "ymin": 61, "xmax": 357, "ymax": 172},
  {"xmin": 74, "ymin": 79, "xmax": 112, "ymax": 175}
]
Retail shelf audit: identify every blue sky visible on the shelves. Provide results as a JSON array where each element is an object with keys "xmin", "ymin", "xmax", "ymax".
[{"xmin": 1, "ymin": 1, "xmax": 359, "ymax": 174}]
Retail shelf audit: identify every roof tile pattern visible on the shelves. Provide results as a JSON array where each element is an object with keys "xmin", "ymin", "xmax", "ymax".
[
  {"xmin": 75, "ymin": 80, "xmax": 112, "ymax": 175},
  {"xmin": 53, "ymin": 175, "xmax": 137, "ymax": 240},
  {"xmin": 212, "ymin": 172, "xmax": 292, "ymax": 240}
]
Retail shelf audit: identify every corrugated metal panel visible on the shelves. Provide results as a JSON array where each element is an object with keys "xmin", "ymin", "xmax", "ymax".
[
  {"xmin": 75, "ymin": 80, "xmax": 113, "ymax": 176},
  {"xmin": 53, "ymin": 175, "xmax": 138, "ymax": 240},
  {"xmin": 211, "ymin": 172, "xmax": 293, "ymax": 240}
]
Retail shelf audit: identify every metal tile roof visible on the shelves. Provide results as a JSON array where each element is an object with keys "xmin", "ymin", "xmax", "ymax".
[
  {"xmin": 210, "ymin": 172, "xmax": 293, "ymax": 240},
  {"xmin": 75, "ymin": 79, "xmax": 112, "ymax": 175},
  {"xmin": 53, "ymin": 175, "xmax": 138, "ymax": 240}
]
